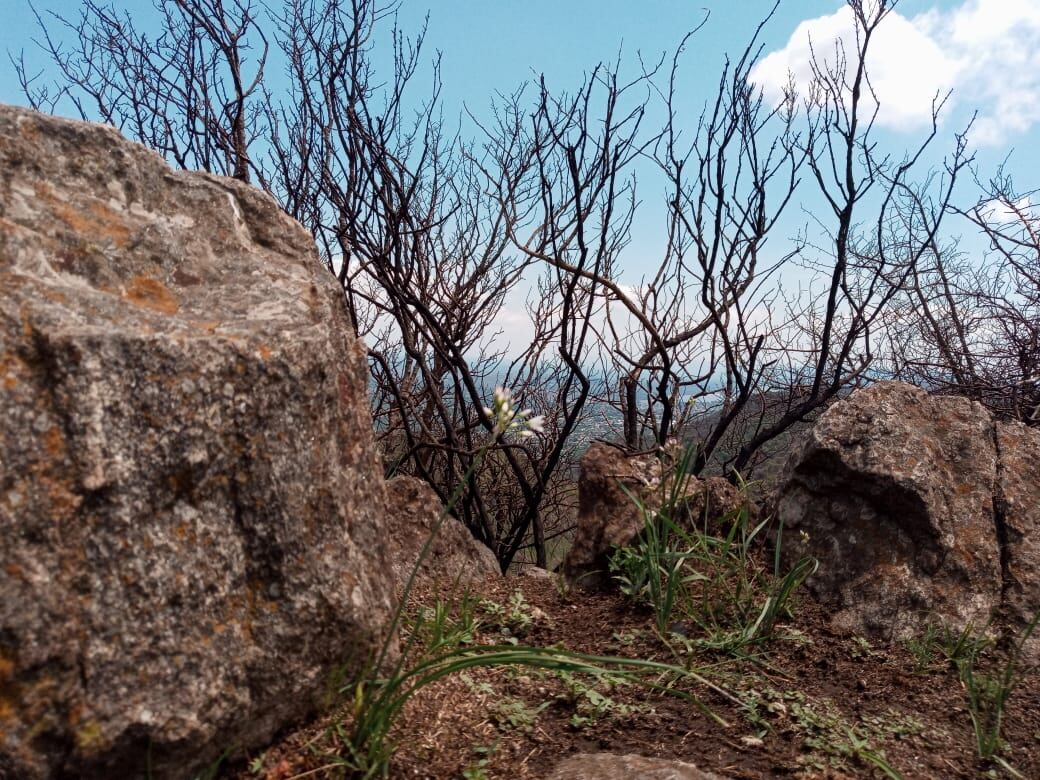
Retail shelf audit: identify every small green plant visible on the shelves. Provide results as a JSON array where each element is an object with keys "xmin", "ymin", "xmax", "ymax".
[
  {"xmin": 555, "ymin": 670, "xmax": 638, "ymax": 728},
  {"xmin": 458, "ymin": 672, "xmax": 495, "ymax": 696},
  {"xmin": 609, "ymin": 628, "xmax": 645, "ymax": 648},
  {"xmin": 609, "ymin": 446, "xmax": 817, "ymax": 654},
  {"xmin": 461, "ymin": 744, "xmax": 497, "ymax": 780},
  {"xmin": 550, "ymin": 571, "xmax": 571, "ymax": 598},
  {"xmin": 851, "ymin": 635, "xmax": 881, "ymax": 660},
  {"xmin": 490, "ymin": 697, "xmax": 549, "ymax": 732},
  {"xmin": 955, "ymin": 612, "xmax": 1040, "ymax": 772},
  {"xmin": 904, "ymin": 622, "xmax": 944, "ymax": 672},
  {"xmin": 414, "ymin": 593, "xmax": 480, "ymax": 648},
  {"xmin": 553, "ymin": 669, "xmax": 640, "ymax": 732},
  {"xmin": 609, "ymin": 444, "xmax": 700, "ymax": 633},
  {"xmin": 248, "ymin": 752, "xmax": 266, "ymax": 776},
  {"xmin": 740, "ymin": 686, "xmax": 903, "ymax": 779},
  {"xmin": 478, "ymin": 589, "xmax": 540, "ymax": 638},
  {"xmin": 187, "ymin": 750, "xmax": 230, "ymax": 780},
  {"xmin": 940, "ymin": 622, "xmax": 993, "ymax": 667},
  {"xmin": 335, "ymin": 388, "xmax": 725, "ymax": 778},
  {"xmin": 861, "ymin": 710, "xmax": 926, "ymax": 742},
  {"xmin": 905, "ymin": 619, "xmax": 994, "ymax": 675}
]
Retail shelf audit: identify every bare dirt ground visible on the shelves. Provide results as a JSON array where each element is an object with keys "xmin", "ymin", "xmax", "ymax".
[{"xmin": 236, "ymin": 576, "xmax": 1040, "ymax": 780}]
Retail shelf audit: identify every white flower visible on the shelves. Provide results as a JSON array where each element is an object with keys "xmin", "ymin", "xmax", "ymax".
[
  {"xmin": 493, "ymin": 386, "xmax": 512, "ymax": 410},
  {"xmin": 484, "ymin": 387, "xmax": 546, "ymax": 438}
]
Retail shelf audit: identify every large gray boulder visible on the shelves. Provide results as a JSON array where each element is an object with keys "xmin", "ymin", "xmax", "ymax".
[
  {"xmin": 0, "ymin": 105, "xmax": 395, "ymax": 777},
  {"xmin": 777, "ymin": 381, "xmax": 1039, "ymax": 651}
]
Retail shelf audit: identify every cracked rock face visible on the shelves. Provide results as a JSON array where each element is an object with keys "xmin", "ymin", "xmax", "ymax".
[
  {"xmin": 777, "ymin": 381, "xmax": 1039, "ymax": 654},
  {"xmin": 994, "ymin": 421, "xmax": 1040, "ymax": 656},
  {"xmin": 0, "ymin": 105, "xmax": 395, "ymax": 777}
]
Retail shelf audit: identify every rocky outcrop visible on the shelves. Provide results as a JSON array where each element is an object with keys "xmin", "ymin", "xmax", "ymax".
[
  {"xmin": 385, "ymin": 475, "xmax": 501, "ymax": 590},
  {"xmin": 546, "ymin": 753, "xmax": 725, "ymax": 779},
  {"xmin": 0, "ymin": 105, "xmax": 395, "ymax": 777},
  {"xmin": 681, "ymin": 474, "xmax": 744, "ymax": 534},
  {"xmin": 561, "ymin": 442, "xmax": 744, "ymax": 589},
  {"xmin": 777, "ymin": 381, "xmax": 1039, "ymax": 652},
  {"xmin": 994, "ymin": 421, "xmax": 1040, "ymax": 656},
  {"xmin": 560, "ymin": 442, "xmax": 661, "ymax": 589}
]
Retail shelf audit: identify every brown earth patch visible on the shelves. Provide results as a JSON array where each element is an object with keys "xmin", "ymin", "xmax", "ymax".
[{"xmin": 231, "ymin": 576, "xmax": 1040, "ymax": 780}]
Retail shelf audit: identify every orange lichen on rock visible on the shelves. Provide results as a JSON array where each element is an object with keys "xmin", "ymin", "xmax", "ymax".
[
  {"xmin": 1, "ymin": 104, "xmax": 394, "ymax": 779},
  {"xmin": 125, "ymin": 275, "xmax": 180, "ymax": 315},
  {"xmin": 33, "ymin": 181, "xmax": 133, "ymax": 249},
  {"xmin": 0, "ymin": 351, "xmax": 25, "ymax": 390},
  {"xmin": 43, "ymin": 427, "xmax": 65, "ymax": 457}
]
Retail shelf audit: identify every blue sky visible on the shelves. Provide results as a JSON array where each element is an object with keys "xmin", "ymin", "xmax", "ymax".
[
  {"xmin": 367, "ymin": 1, "xmax": 1035, "ymax": 173},
  {"xmin": 398, "ymin": 0, "xmax": 1040, "ymax": 283},
  {"xmin": 3, "ymin": 0, "xmax": 1036, "ymax": 171},
  {"xmin": 3, "ymin": 0, "xmax": 1038, "ymax": 339}
]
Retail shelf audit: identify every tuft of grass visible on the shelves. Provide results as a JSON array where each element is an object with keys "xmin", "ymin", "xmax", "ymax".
[
  {"xmin": 609, "ymin": 445, "xmax": 817, "ymax": 655},
  {"xmin": 904, "ymin": 622, "xmax": 945, "ymax": 672},
  {"xmin": 610, "ymin": 444, "xmax": 700, "ymax": 634},
  {"xmin": 905, "ymin": 619, "xmax": 992, "ymax": 674},
  {"xmin": 901, "ymin": 614, "xmax": 1038, "ymax": 775},
  {"xmin": 954, "ymin": 612, "xmax": 1040, "ymax": 774},
  {"xmin": 329, "ymin": 407, "xmax": 729, "ymax": 778}
]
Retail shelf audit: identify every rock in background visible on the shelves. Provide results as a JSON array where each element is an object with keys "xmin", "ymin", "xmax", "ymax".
[
  {"xmin": 0, "ymin": 105, "xmax": 395, "ymax": 778},
  {"xmin": 560, "ymin": 442, "xmax": 661, "ymax": 590},
  {"xmin": 561, "ymin": 442, "xmax": 744, "ymax": 590},
  {"xmin": 384, "ymin": 475, "xmax": 501, "ymax": 590},
  {"xmin": 546, "ymin": 753, "xmax": 726, "ymax": 779},
  {"xmin": 994, "ymin": 420, "xmax": 1040, "ymax": 655},
  {"xmin": 777, "ymin": 381, "xmax": 1039, "ymax": 654}
]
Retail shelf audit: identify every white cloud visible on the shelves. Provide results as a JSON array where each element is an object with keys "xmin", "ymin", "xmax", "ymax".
[
  {"xmin": 751, "ymin": 0, "xmax": 1040, "ymax": 146},
  {"xmin": 752, "ymin": 5, "xmax": 954, "ymax": 132},
  {"xmin": 940, "ymin": 0, "xmax": 1040, "ymax": 145},
  {"xmin": 978, "ymin": 194, "xmax": 1039, "ymax": 225},
  {"xmin": 494, "ymin": 303, "xmax": 536, "ymax": 347}
]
